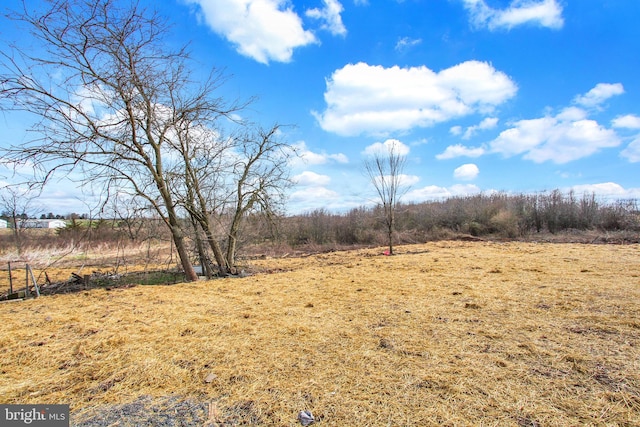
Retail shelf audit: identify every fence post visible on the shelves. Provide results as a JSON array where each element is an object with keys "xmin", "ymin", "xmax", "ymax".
[
  {"xmin": 26, "ymin": 264, "xmax": 40, "ymax": 298},
  {"xmin": 8, "ymin": 261, "xmax": 13, "ymax": 294}
]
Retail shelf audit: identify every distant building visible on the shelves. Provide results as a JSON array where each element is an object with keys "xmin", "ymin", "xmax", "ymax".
[
  {"xmin": 18, "ymin": 219, "xmax": 67, "ymax": 229},
  {"xmin": 0, "ymin": 219, "xmax": 7, "ymax": 229}
]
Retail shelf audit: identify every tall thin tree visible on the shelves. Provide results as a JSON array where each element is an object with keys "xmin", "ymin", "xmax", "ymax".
[{"xmin": 364, "ymin": 143, "xmax": 409, "ymax": 255}]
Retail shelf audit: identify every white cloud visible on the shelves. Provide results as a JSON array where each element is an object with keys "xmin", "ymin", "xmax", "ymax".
[
  {"xmin": 362, "ymin": 139, "xmax": 410, "ymax": 156},
  {"xmin": 0, "ymin": 159, "xmax": 40, "ymax": 179},
  {"xmin": 288, "ymin": 184, "xmax": 372, "ymax": 214},
  {"xmin": 293, "ymin": 171, "xmax": 331, "ymax": 186},
  {"xmin": 462, "ymin": 117, "xmax": 498, "ymax": 139},
  {"xmin": 494, "ymin": 0, "xmax": 564, "ymax": 29},
  {"xmin": 490, "ymin": 115, "xmax": 620, "ymax": 164},
  {"xmin": 289, "ymin": 185, "xmax": 340, "ymax": 204},
  {"xmin": 612, "ymin": 115, "xmax": 640, "ymax": 162},
  {"xmin": 567, "ymin": 183, "xmax": 640, "ymax": 201},
  {"xmin": 395, "ymin": 37, "xmax": 422, "ymax": 52},
  {"xmin": 556, "ymin": 106, "xmax": 588, "ymax": 121},
  {"xmin": 329, "ymin": 153, "xmax": 349, "ymax": 163},
  {"xmin": 369, "ymin": 174, "xmax": 420, "ymax": 192},
  {"xmin": 612, "ymin": 114, "xmax": 640, "ymax": 129},
  {"xmin": 574, "ymin": 83, "xmax": 624, "ymax": 108},
  {"xmin": 70, "ymin": 84, "xmax": 105, "ymax": 117},
  {"xmin": 463, "ymin": 0, "xmax": 492, "ymax": 27},
  {"xmin": 410, "ymin": 138, "xmax": 429, "ymax": 147},
  {"xmin": 405, "ymin": 184, "xmax": 481, "ymax": 202},
  {"xmin": 291, "ymin": 141, "xmax": 349, "ymax": 166},
  {"xmin": 490, "ymin": 117, "xmax": 554, "ymax": 157},
  {"xmin": 489, "ymin": 85, "xmax": 625, "ymax": 164},
  {"xmin": 398, "ymin": 174, "xmax": 421, "ymax": 187},
  {"xmin": 306, "ymin": 0, "xmax": 347, "ymax": 36},
  {"xmin": 462, "ymin": 0, "xmax": 564, "ymax": 30},
  {"xmin": 478, "ymin": 116, "xmax": 499, "ymax": 128},
  {"xmin": 436, "ymin": 144, "xmax": 486, "ymax": 160},
  {"xmin": 450, "ymin": 126, "xmax": 463, "ymax": 136},
  {"xmin": 621, "ymin": 136, "xmax": 640, "ymax": 163},
  {"xmin": 453, "ymin": 163, "xmax": 480, "ymax": 180},
  {"xmin": 314, "ymin": 61, "xmax": 516, "ymax": 136},
  {"xmin": 569, "ymin": 182, "xmax": 629, "ymax": 198},
  {"xmin": 186, "ymin": 0, "xmax": 317, "ymax": 64}
]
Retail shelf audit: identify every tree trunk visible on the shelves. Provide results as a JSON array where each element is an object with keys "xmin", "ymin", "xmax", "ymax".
[
  {"xmin": 386, "ymin": 204, "xmax": 395, "ymax": 255},
  {"xmin": 226, "ymin": 230, "xmax": 238, "ymax": 273},
  {"xmin": 171, "ymin": 228, "xmax": 198, "ymax": 282},
  {"xmin": 163, "ymin": 192, "xmax": 198, "ymax": 281},
  {"xmin": 190, "ymin": 215, "xmax": 213, "ymax": 279},
  {"xmin": 207, "ymin": 234, "xmax": 229, "ymax": 275},
  {"xmin": 199, "ymin": 219, "xmax": 229, "ymax": 275},
  {"xmin": 10, "ymin": 214, "xmax": 23, "ymax": 256},
  {"xmin": 226, "ymin": 208, "xmax": 244, "ymax": 272}
]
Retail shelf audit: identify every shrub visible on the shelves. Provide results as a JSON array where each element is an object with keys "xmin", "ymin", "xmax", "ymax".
[{"xmin": 489, "ymin": 210, "xmax": 519, "ymax": 238}]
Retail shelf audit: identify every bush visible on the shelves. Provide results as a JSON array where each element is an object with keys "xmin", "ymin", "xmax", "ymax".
[{"xmin": 489, "ymin": 210, "xmax": 519, "ymax": 238}]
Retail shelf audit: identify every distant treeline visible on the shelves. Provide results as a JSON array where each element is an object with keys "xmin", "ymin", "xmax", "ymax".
[
  {"xmin": 2, "ymin": 191, "xmax": 639, "ymax": 256},
  {"xmin": 282, "ymin": 191, "xmax": 640, "ymax": 247},
  {"xmin": 0, "ymin": 212, "xmax": 89, "ymax": 221}
]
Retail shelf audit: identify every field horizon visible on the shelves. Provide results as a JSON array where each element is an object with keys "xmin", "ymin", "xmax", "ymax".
[{"xmin": 1, "ymin": 241, "xmax": 639, "ymax": 426}]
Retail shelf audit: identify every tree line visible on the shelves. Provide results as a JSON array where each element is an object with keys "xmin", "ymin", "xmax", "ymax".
[
  {"xmin": 2, "ymin": 189, "xmax": 638, "ymax": 255},
  {"xmin": 285, "ymin": 191, "xmax": 640, "ymax": 247}
]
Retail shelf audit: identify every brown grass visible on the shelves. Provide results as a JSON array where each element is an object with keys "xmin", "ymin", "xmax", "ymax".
[
  {"xmin": 1, "ymin": 241, "xmax": 639, "ymax": 426},
  {"xmin": 0, "ymin": 239, "xmax": 176, "ymax": 290}
]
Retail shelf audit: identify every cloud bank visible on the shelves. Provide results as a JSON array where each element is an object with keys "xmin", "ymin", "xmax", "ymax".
[
  {"xmin": 315, "ymin": 61, "xmax": 516, "ymax": 136},
  {"xmin": 405, "ymin": 184, "xmax": 482, "ymax": 202},
  {"xmin": 490, "ymin": 84, "xmax": 624, "ymax": 163},
  {"xmin": 490, "ymin": 114, "xmax": 620, "ymax": 164},
  {"xmin": 440, "ymin": 83, "xmax": 628, "ymax": 164}
]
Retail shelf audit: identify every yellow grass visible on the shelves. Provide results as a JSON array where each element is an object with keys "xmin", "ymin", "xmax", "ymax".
[
  {"xmin": 0, "ymin": 240, "xmax": 175, "ymax": 289},
  {"xmin": 1, "ymin": 241, "xmax": 639, "ymax": 426}
]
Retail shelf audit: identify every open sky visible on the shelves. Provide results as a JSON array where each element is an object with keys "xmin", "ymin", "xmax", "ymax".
[{"xmin": 1, "ymin": 0, "xmax": 639, "ymax": 215}]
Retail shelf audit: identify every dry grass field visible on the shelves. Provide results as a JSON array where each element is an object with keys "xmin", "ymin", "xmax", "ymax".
[{"xmin": 1, "ymin": 241, "xmax": 639, "ymax": 426}]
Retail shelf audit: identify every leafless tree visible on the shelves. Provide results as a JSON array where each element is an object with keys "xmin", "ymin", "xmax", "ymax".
[
  {"xmin": 165, "ymin": 88, "xmax": 236, "ymax": 275},
  {"xmin": 0, "ymin": 186, "xmax": 41, "ymax": 256},
  {"xmin": 170, "ymin": 118, "xmax": 294, "ymax": 274},
  {"xmin": 0, "ymin": 0, "xmax": 271, "ymax": 280},
  {"xmin": 223, "ymin": 125, "xmax": 294, "ymax": 269},
  {"xmin": 364, "ymin": 144, "xmax": 409, "ymax": 255}
]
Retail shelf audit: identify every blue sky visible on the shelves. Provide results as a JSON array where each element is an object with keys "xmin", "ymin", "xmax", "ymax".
[{"xmin": 1, "ymin": 0, "xmax": 639, "ymax": 215}]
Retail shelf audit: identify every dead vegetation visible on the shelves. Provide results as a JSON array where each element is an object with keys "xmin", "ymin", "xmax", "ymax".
[{"xmin": 0, "ymin": 241, "xmax": 639, "ymax": 426}]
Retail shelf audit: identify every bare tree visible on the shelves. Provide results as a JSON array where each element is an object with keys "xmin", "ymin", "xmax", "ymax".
[
  {"xmin": 224, "ymin": 125, "xmax": 294, "ymax": 270},
  {"xmin": 0, "ymin": 186, "xmax": 41, "ymax": 256},
  {"xmin": 364, "ymin": 143, "xmax": 409, "ymax": 255},
  {"xmin": 0, "ymin": 0, "xmax": 251, "ymax": 281},
  {"xmin": 170, "ymin": 119, "xmax": 294, "ymax": 274},
  {"xmin": 169, "ymin": 114, "xmax": 232, "ymax": 275}
]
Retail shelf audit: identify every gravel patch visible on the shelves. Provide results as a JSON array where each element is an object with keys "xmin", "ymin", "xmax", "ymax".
[{"xmin": 72, "ymin": 396, "xmax": 211, "ymax": 427}]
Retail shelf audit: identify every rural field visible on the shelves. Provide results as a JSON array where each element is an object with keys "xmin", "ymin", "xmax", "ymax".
[{"xmin": 1, "ymin": 241, "xmax": 639, "ymax": 426}]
